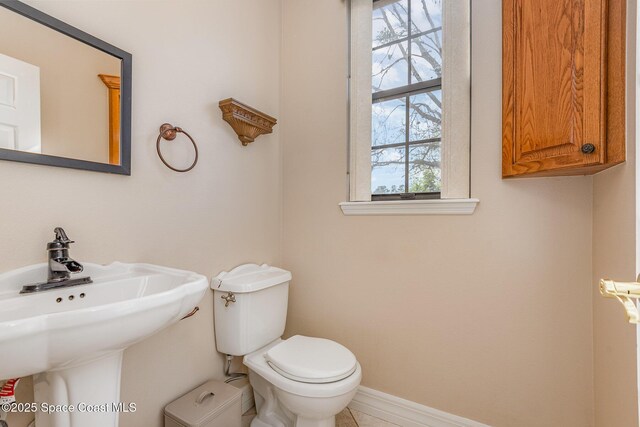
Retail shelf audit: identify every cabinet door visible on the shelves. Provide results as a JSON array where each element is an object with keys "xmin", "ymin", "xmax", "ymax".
[{"xmin": 503, "ymin": 0, "xmax": 606, "ymax": 177}]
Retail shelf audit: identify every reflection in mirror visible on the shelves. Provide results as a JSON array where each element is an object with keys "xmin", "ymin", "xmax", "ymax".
[
  {"xmin": 98, "ymin": 74, "xmax": 121, "ymax": 164},
  {"xmin": 0, "ymin": 1, "xmax": 131, "ymax": 174},
  {"xmin": 0, "ymin": 6, "xmax": 120, "ymax": 163}
]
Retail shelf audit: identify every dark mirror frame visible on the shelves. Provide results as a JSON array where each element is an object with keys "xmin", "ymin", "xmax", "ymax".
[{"xmin": 0, "ymin": 0, "xmax": 132, "ymax": 175}]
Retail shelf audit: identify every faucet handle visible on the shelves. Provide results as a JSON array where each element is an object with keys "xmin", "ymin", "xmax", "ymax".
[{"xmin": 53, "ymin": 227, "xmax": 74, "ymax": 244}]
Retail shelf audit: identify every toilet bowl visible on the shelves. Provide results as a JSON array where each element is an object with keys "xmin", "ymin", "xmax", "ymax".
[
  {"xmin": 211, "ymin": 264, "xmax": 362, "ymax": 427},
  {"xmin": 244, "ymin": 338, "xmax": 362, "ymax": 427}
]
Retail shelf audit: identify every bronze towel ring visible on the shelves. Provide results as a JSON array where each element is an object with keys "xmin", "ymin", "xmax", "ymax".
[{"xmin": 156, "ymin": 123, "xmax": 198, "ymax": 172}]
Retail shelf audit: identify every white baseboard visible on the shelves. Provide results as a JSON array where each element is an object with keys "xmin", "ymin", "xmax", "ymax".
[{"xmin": 348, "ymin": 386, "xmax": 491, "ymax": 427}]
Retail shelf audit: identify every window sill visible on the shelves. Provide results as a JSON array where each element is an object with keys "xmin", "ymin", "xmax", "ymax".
[{"xmin": 339, "ymin": 198, "xmax": 479, "ymax": 216}]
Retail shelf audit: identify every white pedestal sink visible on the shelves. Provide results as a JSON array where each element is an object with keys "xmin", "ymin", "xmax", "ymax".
[{"xmin": 0, "ymin": 262, "xmax": 208, "ymax": 427}]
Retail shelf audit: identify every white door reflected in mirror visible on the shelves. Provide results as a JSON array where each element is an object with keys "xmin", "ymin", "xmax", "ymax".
[{"xmin": 0, "ymin": 53, "xmax": 41, "ymax": 153}]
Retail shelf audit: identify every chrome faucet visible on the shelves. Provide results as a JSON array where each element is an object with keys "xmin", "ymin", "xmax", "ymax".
[
  {"xmin": 47, "ymin": 227, "xmax": 84, "ymax": 282},
  {"xmin": 20, "ymin": 227, "xmax": 92, "ymax": 294}
]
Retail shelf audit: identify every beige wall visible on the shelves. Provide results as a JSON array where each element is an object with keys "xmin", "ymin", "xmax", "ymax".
[
  {"xmin": 592, "ymin": 1, "xmax": 639, "ymax": 425},
  {"xmin": 1, "ymin": 1, "xmax": 281, "ymax": 426},
  {"xmin": 0, "ymin": 7, "xmax": 120, "ymax": 163},
  {"xmin": 1, "ymin": 1, "xmax": 637, "ymax": 427},
  {"xmin": 281, "ymin": 1, "xmax": 596, "ymax": 426},
  {"xmin": 592, "ymin": 140, "xmax": 638, "ymax": 427}
]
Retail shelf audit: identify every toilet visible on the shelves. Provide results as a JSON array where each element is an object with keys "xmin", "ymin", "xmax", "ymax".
[{"xmin": 212, "ymin": 264, "xmax": 361, "ymax": 427}]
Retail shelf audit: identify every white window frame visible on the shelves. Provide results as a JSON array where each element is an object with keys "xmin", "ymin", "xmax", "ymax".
[{"xmin": 341, "ymin": 0, "xmax": 477, "ymax": 215}]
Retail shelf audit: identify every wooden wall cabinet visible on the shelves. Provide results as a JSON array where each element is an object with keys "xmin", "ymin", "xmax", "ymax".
[{"xmin": 502, "ymin": 0, "xmax": 626, "ymax": 178}]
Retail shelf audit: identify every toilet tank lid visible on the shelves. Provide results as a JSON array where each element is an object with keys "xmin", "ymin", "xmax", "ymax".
[{"xmin": 211, "ymin": 263, "xmax": 292, "ymax": 293}]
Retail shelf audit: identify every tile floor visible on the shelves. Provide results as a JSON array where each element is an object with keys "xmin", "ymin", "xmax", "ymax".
[
  {"xmin": 242, "ymin": 406, "xmax": 399, "ymax": 427},
  {"xmin": 338, "ymin": 408, "xmax": 400, "ymax": 427}
]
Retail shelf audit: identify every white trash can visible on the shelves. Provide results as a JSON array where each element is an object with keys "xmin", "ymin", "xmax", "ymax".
[{"xmin": 164, "ymin": 380, "xmax": 242, "ymax": 427}]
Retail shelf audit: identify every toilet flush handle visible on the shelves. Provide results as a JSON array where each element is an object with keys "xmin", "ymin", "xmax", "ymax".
[{"xmin": 221, "ymin": 292, "xmax": 236, "ymax": 307}]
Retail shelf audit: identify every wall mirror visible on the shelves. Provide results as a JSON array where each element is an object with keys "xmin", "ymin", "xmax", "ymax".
[{"xmin": 0, "ymin": 1, "xmax": 131, "ymax": 175}]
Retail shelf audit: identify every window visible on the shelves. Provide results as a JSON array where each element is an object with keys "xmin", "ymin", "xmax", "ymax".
[
  {"xmin": 371, "ymin": 0, "xmax": 443, "ymax": 199},
  {"xmin": 346, "ymin": 0, "xmax": 473, "ymax": 212}
]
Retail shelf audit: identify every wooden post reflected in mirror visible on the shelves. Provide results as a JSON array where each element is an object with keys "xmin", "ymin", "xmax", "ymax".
[{"xmin": 98, "ymin": 74, "xmax": 120, "ymax": 165}]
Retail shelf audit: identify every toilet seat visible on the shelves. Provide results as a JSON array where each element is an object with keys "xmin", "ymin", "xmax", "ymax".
[
  {"xmin": 265, "ymin": 335, "xmax": 357, "ymax": 384},
  {"xmin": 244, "ymin": 339, "xmax": 362, "ymax": 398}
]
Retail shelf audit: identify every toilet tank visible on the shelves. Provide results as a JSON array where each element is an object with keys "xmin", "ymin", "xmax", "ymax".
[{"xmin": 211, "ymin": 264, "xmax": 291, "ymax": 356}]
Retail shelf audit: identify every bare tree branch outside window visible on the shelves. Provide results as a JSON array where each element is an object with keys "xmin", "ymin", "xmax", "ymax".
[{"xmin": 371, "ymin": 0, "xmax": 442, "ymax": 196}]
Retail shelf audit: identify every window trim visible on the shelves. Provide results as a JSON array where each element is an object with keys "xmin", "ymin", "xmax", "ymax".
[
  {"xmin": 347, "ymin": 0, "xmax": 473, "ymax": 210},
  {"xmin": 348, "ymin": 0, "xmax": 373, "ymax": 202},
  {"xmin": 440, "ymin": 0, "xmax": 471, "ymax": 199},
  {"xmin": 339, "ymin": 198, "xmax": 479, "ymax": 215}
]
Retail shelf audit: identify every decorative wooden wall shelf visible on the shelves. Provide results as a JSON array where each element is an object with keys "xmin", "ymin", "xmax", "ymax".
[{"xmin": 219, "ymin": 98, "xmax": 277, "ymax": 146}]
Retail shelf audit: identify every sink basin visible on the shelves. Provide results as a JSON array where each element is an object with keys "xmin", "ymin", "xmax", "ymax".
[{"xmin": 0, "ymin": 262, "xmax": 208, "ymax": 427}]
